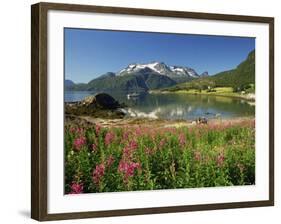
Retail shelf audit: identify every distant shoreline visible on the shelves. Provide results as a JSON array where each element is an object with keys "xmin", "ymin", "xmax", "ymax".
[{"xmin": 149, "ymin": 89, "xmax": 255, "ymax": 102}]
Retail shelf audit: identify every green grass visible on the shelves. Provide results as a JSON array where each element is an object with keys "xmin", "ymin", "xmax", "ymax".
[
  {"xmin": 175, "ymin": 87, "xmax": 233, "ymax": 94},
  {"xmin": 163, "ymin": 87, "xmax": 253, "ymax": 99},
  {"xmin": 161, "ymin": 85, "xmax": 254, "ymax": 98},
  {"xmin": 213, "ymin": 87, "xmax": 233, "ymax": 93},
  {"xmin": 65, "ymin": 120, "xmax": 255, "ymax": 194}
]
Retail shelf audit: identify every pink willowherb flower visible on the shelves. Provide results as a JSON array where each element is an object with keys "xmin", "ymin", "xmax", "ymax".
[
  {"xmin": 73, "ymin": 136, "xmax": 86, "ymax": 151},
  {"xmin": 123, "ymin": 140, "xmax": 138, "ymax": 159},
  {"xmin": 92, "ymin": 163, "xmax": 105, "ymax": 185},
  {"xmin": 122, "ymin": 131, "xmax": 130, "ymax": 143},
  {"xmin": 92, "ymin": 143, "xmax": 97, "ymax": 152},
  {"xmin": 159, "ymin": 139, "xmax": 166, "ymax": 148},
  {"xmin": 118, "ymin": 160, "xmax": 140, "ymax": 182},
  {"xmin": 178, "ymin": 133, "xmax": 186, "ymax": 147},
  {"xmin": 69, "ymin": 127, "xmax": 76, "ymax": 133},
  {"xmin": 144, "ymin": 147, "xmax": 153, "ymax": 155},
  {"xmin": 104, "ymin": 131, "xmax": 115, "ymax": 146},
  {"xmin": 95, "ymin": 123, "xmax": 102, "ymax": 136},
  {"xmin": 216, "ymin": 153, "xmax": 225, "ymax": 167},
  {"xmin": 135, "ymin": 126, "xmax": 144, "ymax": 137},
  {"xmin": 106, "ymin": 155, "xmax": 115, "ymax": 167},
  {"xmin": 128, "ymin": 140, "xmax": 138, "ymax": 150},
  {"xmin": 70, "ymin": 182, "xmax": 84, "ymax": 194},
  {"xmin": 76, "ymin": 127, "xmax": 85, "ymax": 135}
]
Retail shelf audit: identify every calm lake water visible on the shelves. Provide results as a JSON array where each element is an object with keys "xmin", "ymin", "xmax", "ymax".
[{"xmin": 65, "ymin": 91, "xmax": 255, "ymax": 120}]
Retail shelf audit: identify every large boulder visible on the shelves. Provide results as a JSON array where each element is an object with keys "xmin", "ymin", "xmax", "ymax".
[
  {"xmin": 65, "ymin": 93, "xmax": 125, "ymax": 118},
  {"xmin": 81, "ymin": 93, "xmax": 120, "ymax": 109}
]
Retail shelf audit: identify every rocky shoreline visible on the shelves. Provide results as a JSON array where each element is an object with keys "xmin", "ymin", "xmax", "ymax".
[{"xmin": 65, "ymin": 113, "xmax": 254, "ymax": 129}]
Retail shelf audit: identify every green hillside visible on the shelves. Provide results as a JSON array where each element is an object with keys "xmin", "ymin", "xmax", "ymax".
[
  {"xmin": 164, "ymin": 50, "xmax": 255, "ymax": 93},
  {"xmin": 87, "ymin": 74, "xmax": 148, "ymax": 92}
]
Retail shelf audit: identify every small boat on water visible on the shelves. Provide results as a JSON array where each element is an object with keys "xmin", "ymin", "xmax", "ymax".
[{"xmin": 127, "ymin": 92, "xmax": 140, "ymax": 99}]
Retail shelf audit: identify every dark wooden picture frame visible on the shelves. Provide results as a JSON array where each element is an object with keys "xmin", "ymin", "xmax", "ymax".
[{"xmin": 31, "ymin": 2, "xmax": 274, "ymax": 221}]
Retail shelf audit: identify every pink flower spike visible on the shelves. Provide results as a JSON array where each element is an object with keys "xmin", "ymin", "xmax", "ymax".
[
  {"xmin": 122, "ymin": 140, "xmax": 138, "ymax": 159},
  {"xmin": 216, "ymin": 153, "xmax": 225, "ymax": 167},
  {"xmin": 178, "ymin": 133, "xmax": 186, "ymax": 147},
  {"xmin": 69, "ymin": 127, "xmax": 76, "ymax": 133},
  {"xmin": 104, "ymin": 131, "xmax": 115, "ymax": 146},
  {"xmin": 92, "ymin": 143, "xmax": 97, "ymax": 152},
  {"xmin": 118, "ymin": 160, "xmax": 141, "ymax": 182},
  {"xmin": 73, "ymin": 136, "xmax": 86, "ymax": 151},
  {"xmin": 159, "ymin": 139, "xmax": 166, "ymax": 148},
  {"xmin": 106, "ymin": 155, "xmax": 115, "ymax": 167},
  {"xmin": 95, "ymin": 123, "xmax": 101, "ymax": 135},
  {"xmin": 69, "ymin": 182, "xmax": 84, "ymax": 194},
  {"xmin": 92, "ymin": 163, "xmax": 105, "ymax": 185}
]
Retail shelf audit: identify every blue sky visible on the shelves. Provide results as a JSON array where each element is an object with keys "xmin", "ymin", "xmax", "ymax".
[{"xmin": 65, "ymin": 28, "xmax": 255, "ymax": 83}]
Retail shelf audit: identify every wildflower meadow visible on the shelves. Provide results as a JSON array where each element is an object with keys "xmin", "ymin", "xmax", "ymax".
[{"xmin": 65, "ymin": 120, "xmax": 255, "ymax": 194}]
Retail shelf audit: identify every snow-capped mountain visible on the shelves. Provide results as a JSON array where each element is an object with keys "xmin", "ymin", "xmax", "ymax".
[
  {"xmin": 117, "ymin": 61, "xmax": 202, "ymax": 82},
  {"xmin": 66, "ymin": 61, "xmax": 208, "ymax": 92},
  {"xmin": 169, "ymin": 65, "xmax": 199, "ymax": 78},
  {"xmin": 200, "ymin": 71, "xmax": 209, "ymax": 77}
]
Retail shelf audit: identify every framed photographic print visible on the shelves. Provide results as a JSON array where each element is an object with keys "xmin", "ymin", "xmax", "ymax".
[{"xmin": 31, "ymin": 2, "xmax": 274, "ymax": 221}]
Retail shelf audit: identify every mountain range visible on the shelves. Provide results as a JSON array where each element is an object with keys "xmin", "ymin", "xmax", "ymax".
[
  {"xmin": 65, "ymin": 50, "xmax": 254, "ymax": 92},
  {"xmin": 65, "ymin": 62, "xmax": 207, "ymax": 92}
]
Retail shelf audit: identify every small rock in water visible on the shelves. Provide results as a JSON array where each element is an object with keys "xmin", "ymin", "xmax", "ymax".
[
  {"xmin": 205, "ymin": 112, "xmax": 213, "ymax": 115},
  {"xmin": 196, "ymin": 117, "xmax": 208, "ymax": 124},
  {"xmin": 215, "ymin": 113, "xmax": 221, "ymax": 118}
]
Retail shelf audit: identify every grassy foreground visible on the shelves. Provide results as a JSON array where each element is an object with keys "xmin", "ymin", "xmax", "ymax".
[{"xmin": 65, "ymin": 119, "xmax": 255, "ymax": 194}]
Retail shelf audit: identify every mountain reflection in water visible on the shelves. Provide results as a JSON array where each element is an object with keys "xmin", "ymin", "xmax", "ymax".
[{"xmin": 65, "ymin": 91, "xmax": 255, "ymax": 120}]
